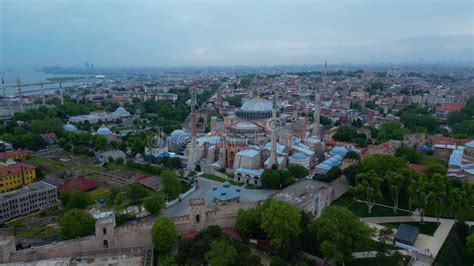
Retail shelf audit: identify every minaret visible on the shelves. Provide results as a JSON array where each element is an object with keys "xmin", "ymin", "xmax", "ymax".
[
  {"xmin": 268, "ymin": 91, "xmax": 278, "ymax": 168},
  {"xmin": 1, "ymin": 77, "xmax": 5, "ymax": 97},
  {"xmin": 187, "ymin": 89, "xmax": 198, "ymax": 170},
  {"xmin": 17, "ymin": 78, "xmax": 24, "ymax": 112},
  {"xmin": 41, "ymin": 81, "xmax": 46, "ymax": 105},
  {"xmin": 59, "ymin": 82, "xmax": 64, "ymax": 105},
  {"xmin": 312, "ymin": 87, "xmax": 321, "ymax": 139}
]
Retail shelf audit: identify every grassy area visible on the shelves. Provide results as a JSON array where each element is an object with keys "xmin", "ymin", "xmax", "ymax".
[
  {"xmin": 16, "ymin": 226, "xmax": 58, "ymax": 238},
  {"xmin": 201, "ymin": 174, "xmax": 242, "ymax": 186},
  {"xmin": 333, "ymin": 194, "xmax": 410, "ymax": 217},
  {"xmin": 381, "ymin": 222, "xmax": 439, "ymax": 236},
  {"xmin": 352, "ymin": 239, "xmax": 397, "ymax": 252},
  {"xmin": 27, "ymin": 156, "xmax": 66, "ymax": 171},
  {"xmin": 435, "ymin": 227, "xmax": 474, "ymax": 265},
  {"xmin": 346, "ymin": 255, "xmax": 411, "ymax": 266}
]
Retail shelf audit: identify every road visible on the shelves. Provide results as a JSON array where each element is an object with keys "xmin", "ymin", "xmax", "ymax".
[{"xmin": 162, "ymin": 176, "xmax": 275, "ymax": 217}]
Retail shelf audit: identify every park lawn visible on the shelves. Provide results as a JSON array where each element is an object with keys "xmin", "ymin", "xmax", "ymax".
[
  {"xmin": 347, "ymin": 202, "xmax": 410, "ymax": 217},
  {"xmin": 380, "ymin": 222, "xmax": 439, "ymax": 236},
  {"xmin": 435, "ymin": 227, "xmax": 474, "ymax": 265},
  {"xmin": 352, "ymin": 239, "xmax": 397, "ymax": 252},
  {"xmin": 27, "ymin": 156, "xmax": 66, "ymax": 171},
  {"xmin": 16, "ymin": 225, "xmax": 58, "ymax": 238},
  {"xmin": 202, "ymin": 174, "xmax": 242, "ymax": 186},
  {"xmin": 346, "ymin": 255, "xmax": 411, "ymax": 266}
]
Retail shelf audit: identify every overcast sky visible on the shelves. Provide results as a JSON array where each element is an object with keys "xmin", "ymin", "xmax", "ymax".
[{"xmin": 1, "ymin": 0, "xmax": 473, "ymax": 67}]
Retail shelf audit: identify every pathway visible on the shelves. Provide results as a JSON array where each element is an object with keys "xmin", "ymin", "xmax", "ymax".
[
  {"xmin": 161, "ymin": 176, "xmax": 275, "ymax": 217},
  {"xmin": 361, "ymin": 214, "xmax": 456, "ymax": 259}
]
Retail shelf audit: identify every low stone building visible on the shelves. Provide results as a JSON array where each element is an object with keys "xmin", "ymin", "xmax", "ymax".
[{"xmin": 0, "ymin": 181, "xmax": 57, "ymax": 224}]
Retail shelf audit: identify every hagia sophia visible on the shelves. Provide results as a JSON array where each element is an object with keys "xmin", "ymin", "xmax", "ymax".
[{"xmin": 155, "ymin": 89, "xmax": 354, "ymax": 186}]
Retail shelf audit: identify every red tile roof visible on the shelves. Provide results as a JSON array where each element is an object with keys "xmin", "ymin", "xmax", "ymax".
[
  {"xmin": 431, "ymin": 136, "xmax": 471, "ymax": 146},
  {"xmin": 58, "ymin": 177, "xmax": 99, "ymax": 192},
  {"xmin": 436, "ymin": 103, "xmax": 464, "ymax": 112},
  {"xmin": 0, "ymin": 162, "xmax": 35, "ymax": 176},
  {"xmin": 0, "ymin": 149, "xmax": 29, "ymax": 160},
  {"xmin": 408, "ymin": 164, "xmax": 426, "ymax": 174}
]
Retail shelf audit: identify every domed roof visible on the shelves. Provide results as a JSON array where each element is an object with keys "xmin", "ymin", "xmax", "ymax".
[
  {"xmin": 240, "ymin": 97, "xmax": 273, "ymax": 112},
  {"xmin": 231, "ymin": 121, "xmax": 260, "ymax": 130},
  {"xmin": 114, "ymin": 107, "xmax": 128, "ymax": 113},
  {"xmin": 97, "ymin": 127, "xmax": 112, "ymax": 135},
  {"xmin": 169, "ymin": 129, "xmax": 189, "ymax": 139},
  {"xmin": 466, "ymin": 141, "xmax": 474, "ymax": 149},
  {"xmin": 289, "ymin": 153, "xmax": 308, "ymax": 161},
  {"xmin": 64, "ymin": 124, "xmax": 77, "ymax": 132},
  {"xmin": 331, "ymin": 146, "xmax": 349, "ymax": 156}
]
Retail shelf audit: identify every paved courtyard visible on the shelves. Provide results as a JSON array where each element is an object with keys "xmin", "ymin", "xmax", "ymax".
[{"xmin": 162, "ymin": 177, "xmax": 275, "ymax": 217}]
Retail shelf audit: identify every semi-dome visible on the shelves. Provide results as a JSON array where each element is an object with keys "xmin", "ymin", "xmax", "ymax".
[
  {"xmin": 231, "ymin": 121, "xmax": 260, "ymax": 131},
  {"xmin": 331, "ymin": 146, "xmax": 349, "ymax": 156},
  {"xmin": 64, "ymin": 124, "xmax": 77, "ymax": 132},
  {"xmin": 167, "ymin": 129, "xmax": 190, "ymax": 153},
  {"xmin": 289, "ymin": 153, "xmax": 308, "ymax": 161},
  {"xmin": 97, "ymin": 127, "xmax": 112, "ymax": 135},
  {"xmin": 236, "ymin": 97, "xmax": 273, "ymax": 119}
]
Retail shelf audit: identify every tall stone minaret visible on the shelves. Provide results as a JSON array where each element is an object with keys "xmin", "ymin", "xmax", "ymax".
[
  {"xmin": 1, "ymin": 77, "xmax": 5, "ymax": 97},
  {"xmin": 17, "ymin": 78, "xmax": 24, "ymax": 112},
  {"xmin": 59, "ymin": 82, "xmax": 65, "ymax": 105},
  {"xmin": 187, "ymin": 89, "xmax": 198, "ymax": 170},
  {"xmin": 268, "ymin": 91, "xmax": 278, "ymax": 168},
  {"xmin": 312, "ymin": 87, "xmax": 321, "ymax": 139},
  {"xmin": 41, "ymin": 81, "xmax": 46, "ymax": 105}
]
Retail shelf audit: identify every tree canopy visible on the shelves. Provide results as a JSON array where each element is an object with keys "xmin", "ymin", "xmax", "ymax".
[
  {"xmin": 59, "ymin": 208, "xmax": 95, "ymax": 240},
  {"xmin": 261, "ymin": 199, "xmax": 302, "ymax": 248},
  {"xmin": 152, "ymin": 217, "xmax": 178, "ymax": 254},
  {"xmin": 309, "ymin": 206, "xmax": 374, "ymax": 262}
]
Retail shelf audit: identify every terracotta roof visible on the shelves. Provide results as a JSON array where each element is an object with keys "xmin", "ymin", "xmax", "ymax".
[
  {"xmin": 0, "ymin": 149, "xmax": 29, "ymax": 160},
  {"xmin": 408, "ymin": 164, "xmax": 426, "ymax": 174},
  {"xmin": 436, "ymin": 103, "xmax": 464, "ymax": 112},
  {"xmin": 0, "ymin": 162, "xmax": 35, "ymax": 176},
  {"xmin": 58, "ymin": 177, "xmax": 99, "ymax": 192},
  {"xmin": 431, "ymin": 136, "xmax": 471, "ymax": 145}
]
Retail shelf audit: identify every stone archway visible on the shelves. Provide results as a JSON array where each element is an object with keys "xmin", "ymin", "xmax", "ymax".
[{"xmin": 103, "ymin": 239, "xmax": 108, "ymax": 249}]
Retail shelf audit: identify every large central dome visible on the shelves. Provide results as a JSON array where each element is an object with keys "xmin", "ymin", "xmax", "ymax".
[
  {"xmin": 236, "ymin": 97, "xmax": 273, "ymax": 119},
  {"xmin": 240, "ymin": 98, "xmax": 273, "ymax": 112}
]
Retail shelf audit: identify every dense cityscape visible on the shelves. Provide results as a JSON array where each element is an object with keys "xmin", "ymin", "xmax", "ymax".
[{"xmin": 1, "ymin": 1, "xmax": 473, "ymax": 266}]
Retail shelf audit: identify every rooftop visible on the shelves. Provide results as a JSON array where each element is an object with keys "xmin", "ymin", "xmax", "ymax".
[{"xmin": 209, "ymin": 182, "xmax": 241, "ymax": 201}]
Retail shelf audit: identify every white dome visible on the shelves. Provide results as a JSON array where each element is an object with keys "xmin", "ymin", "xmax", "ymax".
[
  {"xmin": 97, "ymin": 127, "xmax": 112, "ymax": 135},
  {"xmin": 64, "ymin": 124, "xmax": 77, "ymax": 132},
  {"xmin": 240, "ymin": 98, "xmax": 273, "ymax": 112}
]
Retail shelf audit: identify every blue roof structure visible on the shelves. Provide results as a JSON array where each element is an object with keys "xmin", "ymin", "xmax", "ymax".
[
  {"xmin": 240, "ymin": 98, "xmax": 273, "ymax": 112},
  {"xmin": 331, "ymin": 146, "xmax": 349, "ymax": 156},
  {"xmin": 289, "ymin": 153, "xmax": 308, "ymax": 161},
  {"xmin": 97, "ymin": 127, "xmax": 112, "ymax": 135},
  {"xmin": 64, "ymin": 124, "xmax": 77, "ymax": 132},
  {"xmin": 466, "ymin": 141, "xmax": 474, "ymax": 148},
  {"xmin": 209, "ymin": 182, "xmax": 241, "ymax": 201}
]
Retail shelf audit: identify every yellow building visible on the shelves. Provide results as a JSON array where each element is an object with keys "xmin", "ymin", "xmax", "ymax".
[{"xmin": 0, "ymin": 162, "xmax": 37, "ymax": 192}]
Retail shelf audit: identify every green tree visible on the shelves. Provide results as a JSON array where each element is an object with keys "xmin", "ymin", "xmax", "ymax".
[
  {"xmin": 395, "ymin": 147, "xmax": 422, "ymax": 164},
  {"xmin": 151, "ymin": 217, "xmax": 178, "ymax": 254},
  {"xmin": 161, "ymin": 170, "xmax": 182, "ymax": 200},
  {"xmin": 343, "ymin": 151, "xmax": 361, "ymax": 160},
  {"xmin": 287, "ymin": 164, "xmax": 309, "ymax": 179},
  {"xmin": 91, "ymin": 134, "xmax": 108, "ymax": 150},
  {"xmin": 261, "ymin": 199, "xmax": 301, "ymax": 248},
  {"xmin": 261, "ymin": 168, "xmax": 282, "ymax": 189},
  {"xmin": 349, "ymin": 170, "xmax": 383, "ymax": 214},
  {"xmin": 448, "ymin": 186, "xmax": 469, "ymax": 221},
  {"xmin": 377, "ymin": 227, "xmax": 394, "ymax": 254},
  {"xmin": 467, "ymin": 232, "xmax": 474, "ymax": 251},
  {"xmin": 126, "ymin": 183, "xmax": 150, "ymax": 204},
  {"xmin": 326, "ymin": 166, "xmax": 343, "ymax": 182},
  {"xmin": 408, "ymin": 175, "xmax": 432, "ymax": 222},
  {"xmin": 144, "ymin": 193, "xmax": 165, "ymax": 214},
  {"xmin": 430, "ymin": 173, "xmax": 449, "ymax": 223},
  {"xmin": 384, "ymin": 171, "xmax": 405, "ymax": 213},
  {"xmin": 447, "ymin": 111, "xmax": 467, "ymax": 126},
  {"xmin": 309, "ymin": 206, "xmax": 375, "ymax": 263},
  {"xmin": 204, "ymin": 239, "xmax": 238, "ymax": 266},
  {"xmin": 332, "ymin": 125, "xmax": 356, "ymax": 142},
  {"xmin": 235, "ymin": 208, "xmax": 262, "ymax": 238},
  {"xmin": 157, "ymin": 255, "xmax": 178, "ymax": 266},
  {"xmin": 377, "ymin": 121, "xmax": 405, "ymax": 141},
  {"xmin": 224, "ymin": 96, "xmax": 242, "ymax": 107},
  {"xmin": 58, "ymin": 209, "xmax": 95, "ymax": 240},
  {"xmin": 59, "ymin": 191, "xmax": 93, "ymax": 209}
]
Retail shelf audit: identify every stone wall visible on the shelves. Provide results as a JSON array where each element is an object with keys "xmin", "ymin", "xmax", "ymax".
[{"xmin": 1, "ymin": 198, "xmax": 262, "ymax": 264}]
